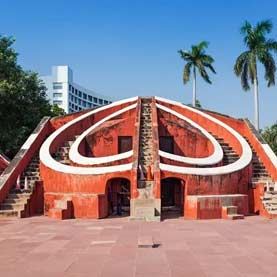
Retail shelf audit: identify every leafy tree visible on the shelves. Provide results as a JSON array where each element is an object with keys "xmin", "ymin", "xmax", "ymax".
[
  {"xmin": 234, "ymin": 20, "xmax": 277, "ymax": 131},
  {"xmin": 195, "ymin": 99, "xmax": 202, "ymax": 108},
  {"xmin": 178, "ymin": 41, "xmax": 216, "ymax": 107},
  {"xmin": 51, "ymin": 104, "xmax": 66, "ymax": 116},
  {"xmin": 262, "ymin": 122, "xmax": 277, "ymax": 155},
  {"xmin": 0, "ymin": 35, "xmax": 64, "ymax": 158}
]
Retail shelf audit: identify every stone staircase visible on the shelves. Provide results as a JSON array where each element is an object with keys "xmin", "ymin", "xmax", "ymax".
[
  {"xmin": 222, "ymin": 205, "xmax": 244, "ymax": 220},
  {"xmin": 139, "ymin": 98, "xmax": 153, "ymax": 176},
  {"xmin": 213, "ymin": 135, "xmax": 239, "ymax": 165},
  {"xmin": 252, "ymin": 154, "xmax": 271, "ymax": 182},
  {"xmin": 0, "ymin": 154, "xmax": 40, "ymax": 218},
  {"xmin": 54, "ymin": 136, "xmax": 79, "ymax": 165},
  {"xmin": 48, "ymin": 197, "xmax": 73, "ymax": 220},
  {"xmin": 54, "ymin": 141, "xmax": 72, "ymax": 165},
  {"xmin": 131, "ymin": 98, "xmax": 159, "ymax": 221},
  {"xmin": 243, "ymin": 137, "xmax": 271, "ymax": 183},
  {"xmin": 243, "ymin": 137, "xmax": 277, "ymax": 216},
  {"xmin": 261, "ymin": 191, "xmax": 277, "ymax": 215},
  {"xmin": 212, "ymin": 136, "xmax": 245, "ymax": 219}
]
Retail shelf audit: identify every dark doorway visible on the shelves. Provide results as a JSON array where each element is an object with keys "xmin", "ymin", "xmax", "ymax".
[
  {"xmin": 159, "ymin": 136, "xmax": 174, "ymax": 153},
  {"xmin": 118, "ymin": 136, "xmax": 132, "ymax": 153},
  {"xmin": 161, "ymin": 178, "xmax": 184, "ymax": 219},
  {"xmin": 106, "ymin": 178, "xmax": 130, "ymax": 217}
]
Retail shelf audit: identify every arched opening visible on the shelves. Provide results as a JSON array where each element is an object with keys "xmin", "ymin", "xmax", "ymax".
[
  {"xmin": 161, "ymin": 178, "xmax": 185, "ymax": 219},
  {"xmin": 106, "ymin": 178, "xmax": 130, "ymax": 217}
]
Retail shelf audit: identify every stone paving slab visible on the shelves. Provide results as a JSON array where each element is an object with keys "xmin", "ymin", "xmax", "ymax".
[{"xmin": 0, "ymin": 216, "xmax": 277, "ymax": 276}]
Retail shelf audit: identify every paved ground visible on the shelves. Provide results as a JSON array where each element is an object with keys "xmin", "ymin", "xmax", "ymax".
[{"xmin": 0, "ymin": 215, "xmax": 277, "ymax": 277}]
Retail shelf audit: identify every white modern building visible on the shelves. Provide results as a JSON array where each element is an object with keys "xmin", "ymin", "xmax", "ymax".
[{"xmin": 41, "ymin": 66, "xmax": 113, "ymax": 113}]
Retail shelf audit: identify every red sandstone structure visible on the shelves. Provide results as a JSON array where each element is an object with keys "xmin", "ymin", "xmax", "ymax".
[
  {"xmin": 0, "ymin": 154, "xmax": 9, "ymax": 175},
  {"xmin": 0, "ymin": 96, "xmax": 277, "ymax": 220}
]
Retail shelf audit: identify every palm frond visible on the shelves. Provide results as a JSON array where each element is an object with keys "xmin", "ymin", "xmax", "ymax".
[
  {"xmin": 183, "ymin": 63, "xmax": 192, "ymax": 84},
  {"xmin": 178, "ymin": 50, "xmax": 193, "ymax": 62},
  {"xmin": 256, "ymin": 20, "xmax": 272, "ymax": 35},
  {"xmin": 201, "ymin": 54, "xmax": 214, "ymax": 64},
  {"xmin": 197, "ymin": 62, "xmax": 212, "ymax": 84},
  {"xmin": 197, "ymin": 41, "xmax": 209, "ymax": 51},
  {"xmin": 241, "ymin": 60, "xmax": 250, "ymax": 91},
  {"xmin": 240, "ymin": 21, "xmax": 252, "ymax": 35},
  {"xmin": 259, "ymin": 52, "xmax": 276, "ymax": 86},
  {"xmin": 191, "ymin": 45, "xmax": 198, "ymax": 56},
  {"xmin": 234, "ymin": 51, "xmax": 249, "ymax": 76},
  {"xmin": 204, "ymin": 63, "xmax": 216, "ymax": 74},
  {"xmin": 265, "ymin": 39, "xmax": 277, "ymax": 51}
]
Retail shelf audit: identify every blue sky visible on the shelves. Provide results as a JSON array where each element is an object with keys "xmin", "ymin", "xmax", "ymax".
[{"xmin": 1, "ymin": 0, "xmax": 277, "ymax": 128}]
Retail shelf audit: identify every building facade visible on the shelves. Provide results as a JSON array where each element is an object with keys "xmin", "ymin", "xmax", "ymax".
[
  {"xmin": 0, "ymin": 96, "xmax": 277, "ymax": 220},
  {"xmin": 41, "ymin": 65, "xmax": 113, "ymax": 113}
]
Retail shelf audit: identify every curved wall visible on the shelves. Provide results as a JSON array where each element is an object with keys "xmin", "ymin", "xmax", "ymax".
[{"xmin": 7, "ymin": 95, "xmax": 275, "ymax": 220}]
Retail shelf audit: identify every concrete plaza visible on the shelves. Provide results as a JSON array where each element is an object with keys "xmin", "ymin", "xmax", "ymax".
[{"xmin": 0, "ymin": 215, "xmax": 276, "ymax": 277}]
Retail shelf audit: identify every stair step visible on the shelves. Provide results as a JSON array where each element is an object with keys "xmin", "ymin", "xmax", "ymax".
[
  {"xmin": 0, "ymin": 210, "xmax": 19, "ymax": 217},
  {"xmin": 1, "ymin": 155, "xmax": 39, "ymax": 218},
  {"xmin": 7, "ymin": 193, "xmax": 31, "ymax": 199},
  {"xmin": 226, "ymin": 206, "xmax": 238, "ymax": 215},
  {"xmin": 1, "ymin": 203, "xmax": 26, "ymax": 210},
  {"xmin": 4, "ymin": 198, "xmax": 26, "ymax": 204},
  {"xmin": 227, "ymin": 214, "xmax": 244, "ymax": 220}
]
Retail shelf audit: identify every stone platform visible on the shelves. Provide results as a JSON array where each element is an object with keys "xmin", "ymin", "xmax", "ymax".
[{"xmin": 0, "ymin": 216, "xmax": 277, "ymax": 276}]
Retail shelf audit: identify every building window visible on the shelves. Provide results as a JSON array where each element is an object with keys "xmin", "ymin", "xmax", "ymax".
[
  {"xmin": 53, "ymin": 82, "xmax": 63, "ymax": 89},
  {"xmin": 53, "ymin": 100, "xmax": 63, "ymax": 105},
  {"xmin": 87, "ymin": 103, "xmax": 92, "ymax": 108},
  {"xmin": 104, "ymin": 100, "xmax": 108, "ymax": 104},
  {"xmin": 78, "ymin": 99, "xmax": 81, "ymax": 105},
  {"xmin": 69, "ymin": 84, "xmax": 72, "ymax": 91},
  {"xmin": 93, "ymin": 97, "xmax": 98, "ymax": 103},
  {"xmin": 99, "ymin": 99, "xmax": 103, "ymax": 104},
  {"xmin": 159, "ymin": 136, "xmax": 174, "ymax": 153},
  {"xmin": 53, "ymin": 93, "xmax": 62, "ymax": 98},
  {"xmin": 78, "ymin": 91, "xmax": 82, "ymax": 97},
  {"xmin": 83, "ymin": 93, "xmax": 87, "ymax": 100},
  {"xmin": 118, "ymin": 136, "xmax": 132, "ymax": 153},
  {"xmin": 88, "ymin": 95, "xmax": 92, "ymax": 102},
  {"xmin": 82, "ymin": 101, "xmax": 86, "ymax": 107}
]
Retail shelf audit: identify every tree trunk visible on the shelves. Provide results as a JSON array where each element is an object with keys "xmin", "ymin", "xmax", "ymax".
[
  {"xmin": 253, "ymin": 77, "xmax": 259, "ymax": 131},
  {"xmin": 192, "ymin": 66, "xmax": 196, "ymax": 107}
]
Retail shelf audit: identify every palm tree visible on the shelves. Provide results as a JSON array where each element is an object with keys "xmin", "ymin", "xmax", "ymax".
[
  {"xmin": 234, "ymin": 20, "xmax": 277, "ymax": 130},
  {"xmin": 178, "ymin": 41, "xmax": 216, "ymax": 107}
]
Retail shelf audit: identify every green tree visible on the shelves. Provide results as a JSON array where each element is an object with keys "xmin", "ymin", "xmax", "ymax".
[
  {"xmin": 234, "ymin": 20, "xmax": 277, "ymax": 131},
  {"xmin": 195, "ymin": 99, "xmax": 202, "ymax": 108},
  {"xmin": 51, "ymin": 104, "xmax": 66, "ymax": 116},
  {"xmin": 0, "ymin": 35, "xmax": 64, "ymax": 158},
  {"xmin": 262, "ymin": 122, "xmax": 277, "ymax": 155},
  {"xmin": 178, "ymin": 41, "xmax": 216, "ymax": 107}
]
